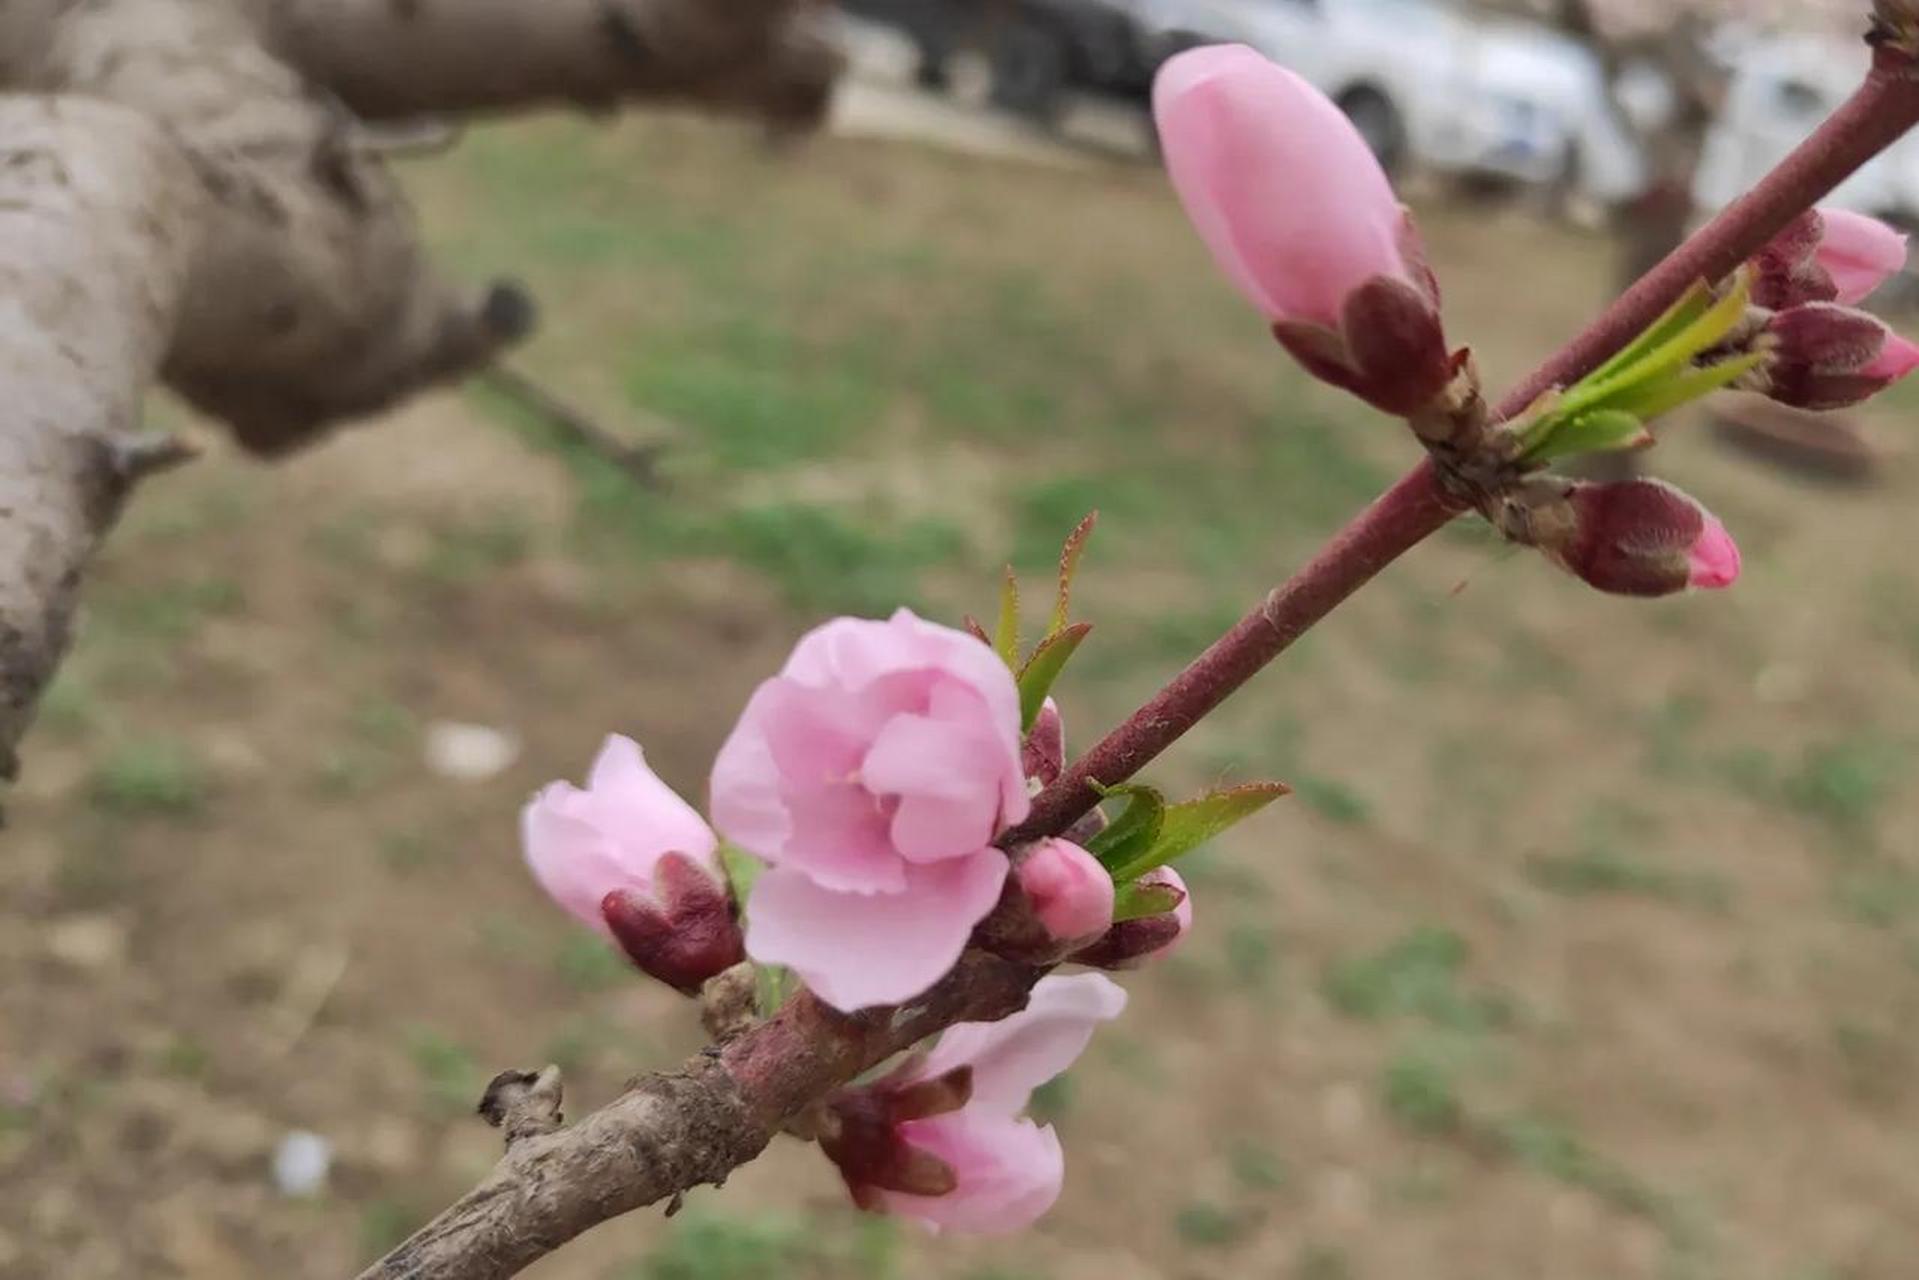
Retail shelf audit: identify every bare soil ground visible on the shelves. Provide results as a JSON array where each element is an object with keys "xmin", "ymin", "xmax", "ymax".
[{"xmin": 4, "ymin": 106, "xmax": 1919, "ymax": 1280}]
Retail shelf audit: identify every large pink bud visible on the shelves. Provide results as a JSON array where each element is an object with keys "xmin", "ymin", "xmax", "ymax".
[{"xmin": 1153, "ymin": 45, "xmax": 1450, "ymax": 414}]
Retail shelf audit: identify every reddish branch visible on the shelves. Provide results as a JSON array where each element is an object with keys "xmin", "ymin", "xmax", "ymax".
[{"xmin": 367, "ymin": 27, "xmax": 1919, "ymax": 1280}]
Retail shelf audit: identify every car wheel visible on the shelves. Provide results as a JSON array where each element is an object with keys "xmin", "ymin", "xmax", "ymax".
[
  {"xmin": 989, "ymin": 20, "xmax": 1069, "ymax": 127},
  {"xmin": 1335, "ymin": 87, "xmax": 1406, "ymax": 175}
]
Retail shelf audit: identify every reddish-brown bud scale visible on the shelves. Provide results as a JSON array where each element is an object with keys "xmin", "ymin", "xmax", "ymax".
[
  {"xmin": 600, "ymin": 852, "xmax": 744, "ymax": 996},
  {"xmin": 1069, "ymin": 908, "xmax": 1186, "ymax": 971},
  {"xmin": 818, "ymin": 1067, "xmax": 973, "ymax": 1204},
  {"xmin": 1021, "ymin": 700, "xmax": 1065, "ymax": 786}
]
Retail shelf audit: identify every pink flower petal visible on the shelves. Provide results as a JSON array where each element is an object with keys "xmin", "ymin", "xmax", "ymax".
[
  {"xmin": 1817, "ymin": 208, "xmax": 1909, "ymax": 306},
  {"xmin": 1154, "ymin": 44, "xmax": 1406, "ymax": 327},
  {"xmin": 1686, "ymin": 514, "xmax": 1742, "ymax": 591},
  {"xmin": 581, "ymin": 736, "xmax": 717, "ymax": 868},
  {"xmin": 875, "ymin": 1112, "xmax": 1064, "ymax": 1234},
  {"xmin": 522, "ymin": 735, "xmax": 717, "ymax": 934},
  {"xmin": 1862, "ymin": 330, "xmax": 1919, "ymax": 382},
  {"xmin": 917, "ymin": 973, "xmax": 1128, "ymax": 1114},
  {"xmin": 743, "ymin": 851, "xmax": 1011, "ymax": 1012}
]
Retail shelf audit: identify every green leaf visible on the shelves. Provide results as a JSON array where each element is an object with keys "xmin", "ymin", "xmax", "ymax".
[
  {"xmin": 1051, "ymin": 511, "xmax": 1097, "ymax": 637},
  {"xmin": 1521, "ymin": 408, "xmax": 1652, "ymax": 464},
  {"xmin": 994, "ymin": 566, "xmax": 1021, "ymax": 669},
  {"xmin": 1085, "ymin": 781, "xmax": 1167, "ymax": 873},
  {"xmin": 1583, "ymin": 280, "xmax": 1713, "ymax": 387},
  {"xmin": 1557, "ymin": 270, "xmax": 1752, "ymax": 421},
  {"xmin": 1016, "ymin": 621, "xmax": 1091, "ymax": 730},
  {"xmin": 1108, "ymin": 781, "xmax": 1291, "ymax": 882},
  {"xmin": 718, "ymin": 842, "xmax": 765, "ymax": 904},
  {"xmin": 1113, "ymin": 879, "xmax": 1184, "ymax": 922},
  {"xmin": 1602, "ymin": 350, "xmax": 1765, "ymax": 423}
]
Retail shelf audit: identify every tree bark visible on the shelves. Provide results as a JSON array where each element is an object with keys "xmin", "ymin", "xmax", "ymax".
[{"xmin": 0, "ymin": 0, "xmax": 839, "ymax": 773}]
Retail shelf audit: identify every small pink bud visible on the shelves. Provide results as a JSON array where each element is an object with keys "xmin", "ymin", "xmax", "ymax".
[
  {"xmin": 601, "ymin": 852, "xmax": 744, "ymax": 995},
  {"xmin": 1752, "ymin": 207, "xmax": 1908, "ymax": 310},
  {"xmin": 1069, "ymin": 867, "xmax": 1192, "ymax": 970},
  {"xmin": 1021, "ymin": 699, "xmax": 1065, "ymax": 786},
  {"xmin": 1554, "ymin": 479, "xmax": 1740, "ymax": 598},
  {"xmin": 1154, "ymin": 44, "xmax": 1450, "ymax": 414},
  {"xmin": 1015, "ymin": 839, "xmax": 1114, "ymax": 944},
  {"xmin": 1764, "ymin": 303, "xmax": 1919, "ymax": 410}
]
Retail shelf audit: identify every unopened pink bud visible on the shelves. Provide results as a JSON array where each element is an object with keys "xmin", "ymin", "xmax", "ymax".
[
  {"xmin": 1764, "ymin": 303, "xmax": 1919, "ymax": 410},
  {"xmin": 1752, "ymin": 208, "xmax": 1907, "ymax": 310},
  {"xmin": 1153, "ymin": 44, "xmax": 1450, "ymax": 414},
  {"xmin": 601, "ymin": 852, "xmax": 743, "ymax": 995},
  {"xmin": 1015, "ymin": 839, "xmax": 1114, "ymax": 944},
  {"xmin": 1555, "ymin": 479, "xmax": 1740, "ymax": 598}
]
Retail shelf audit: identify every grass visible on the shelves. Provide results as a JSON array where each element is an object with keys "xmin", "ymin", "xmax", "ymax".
[
  {"xmin": 87, "ymin": 740, "xmax": 209, "ymax": 819},
  {"xmin": 636, "ymin": 1210, "xmax": 898, "ymax": 1280},
  {"xmin": 1322, "ymin": 926, "xmax": 1511, "ymax": 1032}
]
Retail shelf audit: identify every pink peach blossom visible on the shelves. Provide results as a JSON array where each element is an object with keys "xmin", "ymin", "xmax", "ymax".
[
  {"xmin": 869, "ymin": 973, "xmax": 1128, "ymax": 1233},
  {"xmin": 1816, "ymin": 208, "xmax": 1909, "ymax": 306},
  {"xmin": 522, "ymin": 734, "xmax": 720, "ymax": 934},
  {"xmin": 1015, "ymin": 839, "xmax": 1114, "ymax": 944},
  {"xmin": 712, "ymin": 609, "xmax": 1030, "ymax": 1012},
  {"xmin": 1153, "ymin": 44, "xmax": 1409, "ymax": 329}
]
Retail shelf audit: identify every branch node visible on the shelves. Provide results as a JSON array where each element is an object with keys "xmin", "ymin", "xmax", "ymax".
[{"xmin": 478, "ymin": 1066, "xmax": 565, "ymax": 1146}]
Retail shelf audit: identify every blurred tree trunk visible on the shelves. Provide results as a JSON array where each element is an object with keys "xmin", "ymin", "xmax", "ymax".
[
  {"xmin": 1548, "ymin": 2, "xmax": 1727, "ymax": 479},
  {"xmin": 0, "ymin": 0, "xmax": 840, "ymax": 776}
]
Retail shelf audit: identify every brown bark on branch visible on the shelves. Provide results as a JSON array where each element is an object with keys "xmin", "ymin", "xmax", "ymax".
[
  {"xmin": 0, "ymin": 0, "xmax": 838, "ymax": 770},
  {"xmin": 360, "ymin": 953, "xmax": 1036, "ymax": 1280},
  {"xmin": 255, "ymin": 0, "xmax": 842, "ymax": 125},
  {"xmin": 0, "ymin": 99, "xmax": 203, "ymax": 774}
]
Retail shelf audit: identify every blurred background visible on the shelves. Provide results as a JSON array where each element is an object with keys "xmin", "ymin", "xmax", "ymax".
[{"xmin": 5, "ymin": 2, "xmax": 1919, "ymax": 1277}]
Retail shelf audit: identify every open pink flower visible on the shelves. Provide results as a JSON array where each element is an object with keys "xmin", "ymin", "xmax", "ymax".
[
  {"xmin": 1015, "ymin": 839, "xmax": 1114, "ymax": 944},
  {"xmin": 522, "ymin": 734, "xmax": 720, "ymax": 933},
  {"xmin": 825, "ymin": 973, "xmax": 1127, "ymax": 1234},
  {"xmin": 1816, "ymin": 208, "xmax": 1908, "ymax": 305},
  {"xmin": 713, "ymin": 609, "xmax": 1030, "ymax": 1012}
]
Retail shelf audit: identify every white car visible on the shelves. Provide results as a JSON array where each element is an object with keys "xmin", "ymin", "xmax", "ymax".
[
  {"xmin": 1128, "ymin": 0, "xmax": 1643, "ymax": 202},
  {"xmin": 1694, "ymin": 31, "xmax": 1916, "ymax": 221}
]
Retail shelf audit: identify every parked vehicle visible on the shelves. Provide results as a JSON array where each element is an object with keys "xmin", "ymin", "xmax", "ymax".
[
  {"xmin": 1694, "ymin": 30, "xmax": 1919, "ymax": 306},
  {"xmin": 840, "ymin": 0, "xmax": 1165, "ymax": 124},
  {"xmin": 1125, "ymin": 0, "xmax": 1643, "ymax": 202}
]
